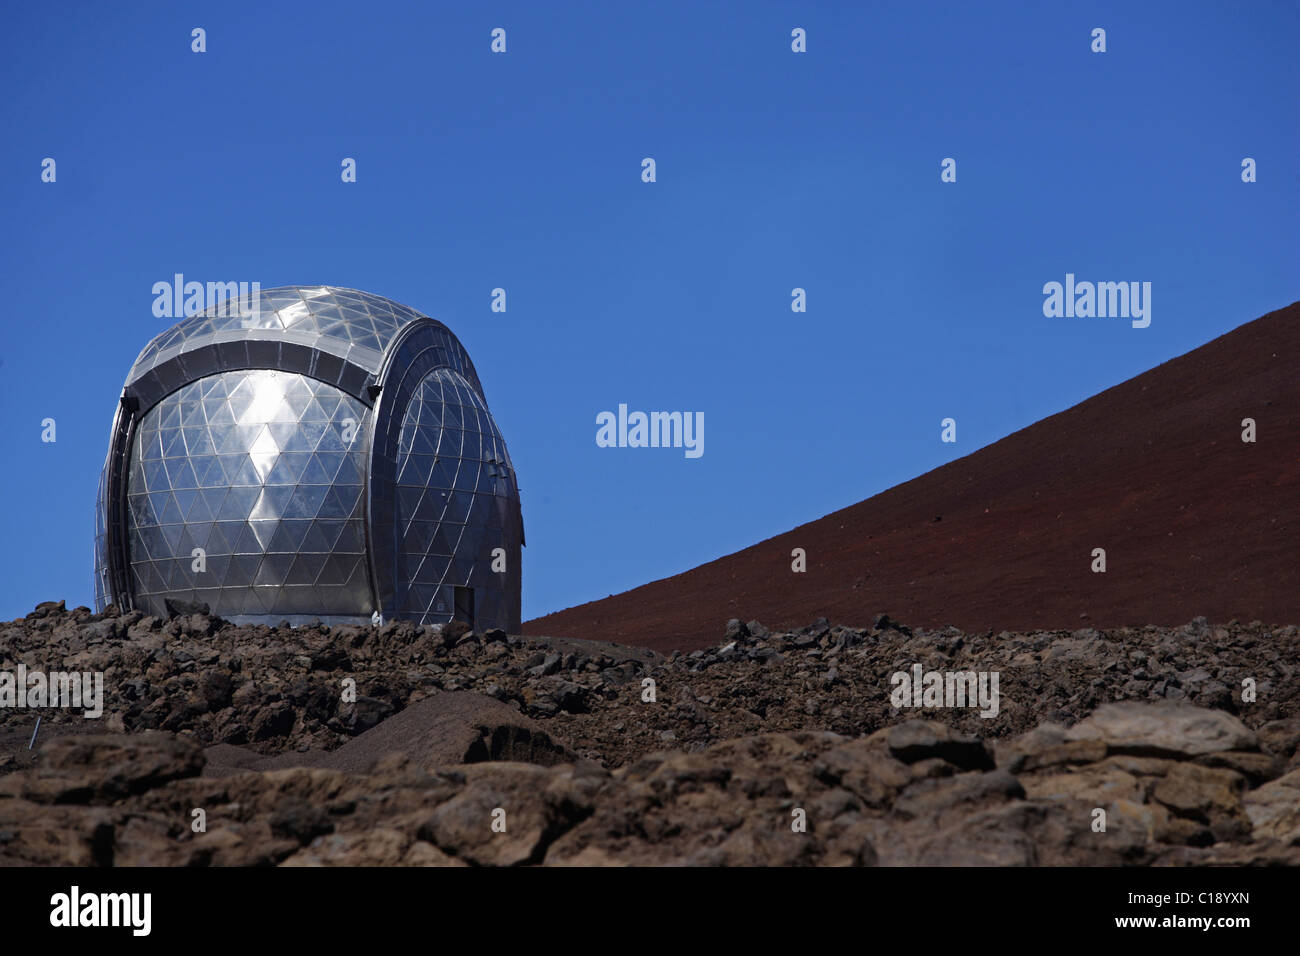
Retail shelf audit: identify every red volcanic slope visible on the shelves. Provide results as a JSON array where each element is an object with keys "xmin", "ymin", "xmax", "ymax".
[{"xmin": 526, "ymin": 302, "xmax": 1300, "ymax": 654}]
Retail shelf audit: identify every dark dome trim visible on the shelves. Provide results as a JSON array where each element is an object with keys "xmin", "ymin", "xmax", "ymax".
[{"xmin": 122, "ymin": 339, "xmax": 378, "ymax": 416}]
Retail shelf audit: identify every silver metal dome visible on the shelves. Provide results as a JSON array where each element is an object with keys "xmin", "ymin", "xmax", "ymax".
[{"xmin": 94, "ymin": 286, "xmax": 523, "ymax": 630}]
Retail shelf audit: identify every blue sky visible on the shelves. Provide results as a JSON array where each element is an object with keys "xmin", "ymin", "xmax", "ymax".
[{"xmin": 1, "ymin": 1, "xmax": 1296, "ymax": 622}]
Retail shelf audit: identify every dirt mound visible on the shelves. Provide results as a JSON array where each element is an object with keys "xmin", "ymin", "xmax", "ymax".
[
  {"xmin": 203, "ymin": 692, "xmax": 572, "ymax": 777},
  {"xmin": 526, "ymin": 301, "xmax": 1300, "ymax": 652}
]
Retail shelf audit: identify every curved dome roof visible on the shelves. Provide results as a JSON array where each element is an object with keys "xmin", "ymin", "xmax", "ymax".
[{"xmin": 127, "ymin": 286, "xmax": 436, "ymax": 387}]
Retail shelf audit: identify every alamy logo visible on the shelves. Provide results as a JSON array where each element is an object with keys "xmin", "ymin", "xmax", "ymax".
[
  {"xmin": 596, "ymin": 404, "xmax": 704, "ymax": 459},
  {"xmin": 50, "ymin": 886, "xmax": 151, "ymax": 936},
  {"xmin": 890, "ymin": 664, "xmax": 1000, "ymax": 717},
  {"xmin": 1042, "ymin": 273, "xmax": 1151, "ymax": 328},
  {"xmin": 0, "ymin": 665, "xmax": 103, "ymax": 718},
  {"xmin": 152, "ymin": 274, "xmax": 261, "ymax": 320}
]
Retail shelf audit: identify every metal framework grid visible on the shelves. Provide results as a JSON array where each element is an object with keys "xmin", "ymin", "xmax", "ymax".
[{"xmin": 93, "ymin": 286, "xmax": 523, "ymax": 630}]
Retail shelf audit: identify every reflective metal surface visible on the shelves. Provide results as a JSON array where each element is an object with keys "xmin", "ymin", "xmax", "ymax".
[
  {"xmin": 94, "ymin": 287, "xmax": 523, "ymax": 630},
  {"xmin": 124, "ymin": 369, "xmax": 371, "ymax": 619},
  {"xmin": 131, "ymin": 285, "xmax": 426, "ymax": 382},
  {"xmin": 394, "ymin": 367, "xmax": 522, "ymax": 628}
]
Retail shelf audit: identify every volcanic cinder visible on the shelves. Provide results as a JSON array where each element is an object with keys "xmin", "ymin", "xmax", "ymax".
[
  {"xmin": 2, "ymin": 605, "xmax": 1300, "ymax": 866},
  {"xmin": 526, "ymin": 302, "xmax": 1300, "ymax": 653}
]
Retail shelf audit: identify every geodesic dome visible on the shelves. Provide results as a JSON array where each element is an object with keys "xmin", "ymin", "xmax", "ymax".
[{"xmin": 93, "ymin": 286, "xmax": 523, "ymax": 629}]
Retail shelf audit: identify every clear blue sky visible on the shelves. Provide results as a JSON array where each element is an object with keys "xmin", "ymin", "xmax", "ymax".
[{"xmin": 1, "ymin": 1, "xmax": 1296, "ymax": 623}]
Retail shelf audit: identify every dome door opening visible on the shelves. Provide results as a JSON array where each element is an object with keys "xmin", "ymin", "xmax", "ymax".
[{"xmin": 453, "ymin": 585, "xmax": 475, "ymax": 630}]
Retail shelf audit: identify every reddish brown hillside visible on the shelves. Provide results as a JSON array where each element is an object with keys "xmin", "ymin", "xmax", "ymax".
[{"xmin": 526, "ymin": 302, "xmax": 1300, "ymax": 652}]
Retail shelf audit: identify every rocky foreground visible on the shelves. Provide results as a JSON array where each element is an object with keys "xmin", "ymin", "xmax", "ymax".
[{"xmin": 1, "ymin": 601, "xmax": 1298, "ymax": 865}]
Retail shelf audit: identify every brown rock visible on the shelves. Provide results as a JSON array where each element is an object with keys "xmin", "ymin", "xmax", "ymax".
[
  {"xmin": 4, "ymin": 733, "xmax": 203, "ymax": 805},
  {"xmin": 1244, "ymin": 768, "xmax": 1300, "ymax": 845},
  {"xmin": 1256, "ymin": 718, "xmax": 1300, "ymax": 759},
  {"xmin": 877, "ymin": 720, "xmax": 994, "ymax": 771},
  {"xmin": 417, "ymin": 763, "xmax": 570, "ymax": 866},
  {"xmin": 1065, "ymin": 701, "xmax": 1257, "ymax": 757},
  {"xmin": 1151, "ymin": 763, "xmax": 1250, "ymax": 841}
]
